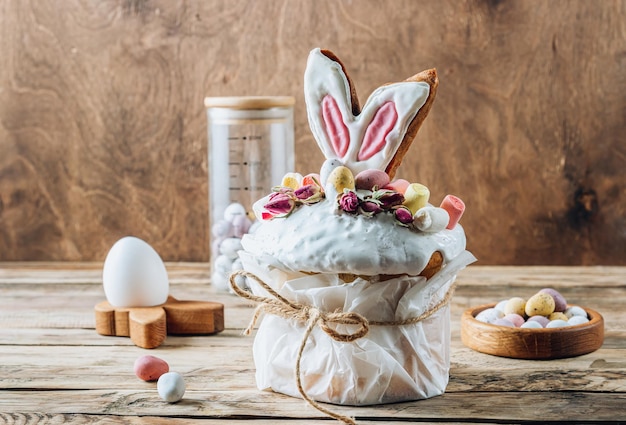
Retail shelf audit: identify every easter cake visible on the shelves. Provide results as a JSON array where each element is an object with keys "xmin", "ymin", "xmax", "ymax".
[{"xmin": 234, "ymin": 48, "xmax": 475, "ymax": 409}]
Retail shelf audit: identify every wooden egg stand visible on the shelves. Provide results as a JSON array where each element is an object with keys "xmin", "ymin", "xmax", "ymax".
[{"xmin": 95, "ymin": 296, "xmax": 224, "ymax": 349}]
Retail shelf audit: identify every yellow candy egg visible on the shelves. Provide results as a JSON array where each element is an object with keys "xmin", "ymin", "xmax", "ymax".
[
  {"xmin": 525, "ymin": 293, "xmax": 556, "ymax": 317},
  {"xmin": 503, "ymin": 297, "xmax": 527, "ymax": 316},
  {"xmin": 281, "ymin": 172, "xmax": 303, "ymax": 190},
  {"xmin": 403, "ymin": 183, "xmax": 430, "ymax": 214},
  {"xmin": 326, "ymin": 166, "xmax": 355, "ymax": 194},
  {"xmin": 548, "ymin": 312, "xmax": 569, "ymax": 322}
]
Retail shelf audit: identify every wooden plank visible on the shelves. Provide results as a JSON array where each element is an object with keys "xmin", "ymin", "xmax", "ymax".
[{"xmin": 0, "ymin": 390, "xmax": 624, "ymax": 421}]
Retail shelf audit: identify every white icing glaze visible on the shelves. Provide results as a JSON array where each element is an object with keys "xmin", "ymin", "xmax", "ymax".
[
  {"xmin": 242, "ymin": 196, "xmax": 466, "ymax": 277},
  {"xmin": 304, "ymin": 48, "xmax": 430, "ymax": 175}
]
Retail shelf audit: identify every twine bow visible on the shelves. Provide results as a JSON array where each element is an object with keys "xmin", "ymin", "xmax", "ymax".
[{"xmin": 229, "ymin": 270, "xmax": 456, "ymax": 425}]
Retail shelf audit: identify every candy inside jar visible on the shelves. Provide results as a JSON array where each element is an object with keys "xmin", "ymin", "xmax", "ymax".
[{"xmin": 211, "ymin": 202, "xmax": 261, "ymax": 292}]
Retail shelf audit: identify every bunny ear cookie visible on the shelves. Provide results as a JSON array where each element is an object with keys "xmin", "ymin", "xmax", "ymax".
[{"xmin": 304, "ymin": 48, "xmax": 439, "ymax": 179}]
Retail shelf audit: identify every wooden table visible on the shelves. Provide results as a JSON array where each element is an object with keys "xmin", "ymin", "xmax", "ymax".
[{"xmin": 1, "ymin": 263, "xmax": 625, "ymax": 424}]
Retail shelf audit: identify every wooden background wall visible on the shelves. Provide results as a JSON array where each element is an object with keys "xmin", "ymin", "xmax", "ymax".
[{"xmin": 0, "ymin": 0, "xmax": 624, "ymax": 265}]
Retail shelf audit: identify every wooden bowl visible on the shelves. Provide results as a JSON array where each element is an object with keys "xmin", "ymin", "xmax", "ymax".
[{"xmin": 461, "ymin": 303, "xmax": 604, "ymax": 359}]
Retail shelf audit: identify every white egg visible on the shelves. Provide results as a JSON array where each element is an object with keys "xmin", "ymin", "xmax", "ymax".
[
  {"xmin": 211, "ymin": 271, "xmax": 230, "ymax": 292},
  {"xmin": 212, "ymin": 219, "xmax": 234, "ymax": 238},
  {"xmin": 214, "ymin": 254, "xmax": 234, "ymax": 275},
  {"xmin": 102, "ymin": 237, "xmax": 169, "ymax": 307},
  {"xmin": 319, "ymin": 158, "xmax": 344, "ymax": 191},
  {"xmin": 231, "ymin": 215, "xmax": 252, "ymax": 238}
]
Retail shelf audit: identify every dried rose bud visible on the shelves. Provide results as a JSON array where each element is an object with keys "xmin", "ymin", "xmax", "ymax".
[
  {"xmin": 264, "ymin": 192, "xmax": 296, "ymax": 217},
  {"xmin": 294, "ymin": 184, "xmax": 324, "ymax": 204},
  {"xmin": 359, "ymin": 201, "xmax": 383, "ymax": 216},
  {"xmin": 393, "ymin": 206, "xmax": 414, "ymax": 225},
  {"xmin": 374, "ymin": 189, "xmax": 405, "ymax": 209},
  {"xmin": 339, "ymin": 190, "xmax": 359, "ymax": 213}
]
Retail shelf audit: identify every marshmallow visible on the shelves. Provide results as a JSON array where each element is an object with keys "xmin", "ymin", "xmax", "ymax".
[{"xmin": 413, "ymin": 206, "xmax": 449, "ymax": 232}]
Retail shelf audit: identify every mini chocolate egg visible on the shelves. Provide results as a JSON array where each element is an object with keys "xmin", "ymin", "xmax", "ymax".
[
  {"xmin": 525, "ymin": 293, "xmax": 555, "ymax": 317},
  {"xmin": 403, "ymin": 183, "xmax": 430, "ymax": 214},
  {"xmin": 503, "ymin": 313, "xmax": 525, "ymax": 327},
  {"xmin": 527, "ymin": 315, "xmax": 550, "ymax": 327},
  {"xmin": 539, "ymin": 288, "xmax": 567, "ymax": 312},
  {"xmin": 384, "ymin": 179, "xmax": 410, "ymax": 194},
  {"xmin": 495, "ymin": 299, "xmax": 509, "ymax": 314},
  {"xmin": 355, "ymin": 169, "xmax": 390, "ymax": 190},
  {"xmin": 134, "ymin": 355, "xmax": 169, "ymax": 382},
  {"xmin": 211, "ymin": 219, "xmax": 234, "ymax": 238},
  {"xmin": 493, "ymin": 318, "xmax": 515, "ymax": 327},
  {"xmin": 102, "ymin": 237, "xmax": 169, "ymax": 308},
  {"xmin": 281, "ymin": 172, "xmax": 303, "ymax": 190},
  {"xmin": 219, "ymin": 237, "xmax": 243, "ymax": 259},
  {"xmin": 157, "ymin": 372, "xmax": 186, "ymax": 403},
  {"xmin": 214, "ymin": 254, "xmax": 234, "ymax": 275},
  {"xmin": 326, "ymin": 166, "xmax": 355, "ymax": 194},
  {"xmin": 564, "ymin": 306, "xmax": 587, "ymax": 319},
  {"xmin": 475, "ymin": 308, "xmax": 504, "ymax": 324},
  {"xmin": 223, "ymin": 203, "xmax": 247, "ymax": 222},
  {"xmin": 568, "ymin": 315, "xmax": 590, "ymax": 326},
  {"xmin": 546, "ymin": 319, "xmax": 570, "ymax": 328},
  {"xmin": 548, "ymin": 312, "xmax": 569, "ymax": 322},
  {"xmin": 521, "ymin": 321, "xmax": 543, "ymax": 329},
  {"xmin": 319, "ymin": 158, "xmax": 343, "ymax": 189},
  {"xmin": 504, "ymin": 297, "xmax": 527, "ymax": 316},
  {"xmin": 231, "ymin": 215, "xmax": 252, "ymax": 238}
]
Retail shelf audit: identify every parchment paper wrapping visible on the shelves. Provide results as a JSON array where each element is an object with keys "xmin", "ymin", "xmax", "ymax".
[{"xmin": 238, "ymin": 250, "xmax": 476, "ymax": 406}]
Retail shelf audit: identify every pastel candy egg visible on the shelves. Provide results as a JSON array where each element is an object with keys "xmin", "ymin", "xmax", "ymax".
[
  {"xmin": 504, "ymin": 297, "xmax": 527, "ymax": 316},
  {"xmin": 539, "ymin": 288, "xmax": 567, "ymax": 312},
  {"xmin": 102, "ymin": 237, "xmax": 169, "ymax": 308},
  {"xmin": 302, "ymin": 173, "xmax": 321, "ymax": 187},
  {"xmin": 219, "ymin": 238, "xmax": 243, "ymax": 259},
  {"xmin": 384, "ymin": 179, "xmax": 410, "ymax": 194},
  {"xmin": 503, "ymin": 313, "xmax": 525, "ymax": 327},
  {"xmin": 521, "ymin": 321, "xmax": 543, "ymax": 329},
  {"xmin": 475, "ymin": 308, "xmax": 504, "ymax": 324},
  {"xmin": 568, "ymin": 315, "xmax": 590, "ymax": 326},
  {"xmin": 319, "ymin": 158, "xmax": 343, "ymax": 189},
  {"xmin": 231, "ymin": 215, "xmax": 252, "ymax": 238},
  {"xmin": 223, "ymin": 203, "xmax": 247, "ymax": 222},
  {"xmin": 493, "ymin": 318, "xmax": 515, "ymax": 327},
  {"xmin": 214, "ymin": 254, "xmax": 233, "ymax": 275},
  {"xmin": 548, "ymin": 312, "xmax": 569, "ymax": 322},
  {"xmin": 564, "ymin": 306, "xmax": 587, "ymax": 319},
  {"xmin": 211, "ymin": 271, "xmax": 229, "ymax": 292},
  {"xmin": 211, "ymin": 219, "xmax": 234, "ymax": 238},
  {"xmin": 413, "ymin": 206, "xmax": 449, "ymax": 233},
  {"xmin": 403, "ymin": 183, "xmax": 430, "ymax": 214},
  {"xmin": 527, "ymin": 315, "xmax": 550, "ymax": 327},
  {"xmin": 134, "ymin": 355, "xmax": 169, "ymax": 382},
  {"xmin": 546, "ymin": 319, "xmax": 570, "ymax": 328},
  {"xmin": 326, "ymin": 166, "xmax": 355, "ymax": 194},
  {"xmin": 354, "ymin": 169, "xmax": 390, "ymax": 190},
  {"xmin": 157, "ymin": 372, "xmax": 186, "ymax": 403},
  {"xmin": 495, "ymin": 299, "xmax": 509, "ymax": 314},
  {"xmin": 281, "ymin": 172, "xmax": 303, "ymax": 190},
  {"xmin": 525, "ymin": 293, "xmax": 555, "ymax": 317}
]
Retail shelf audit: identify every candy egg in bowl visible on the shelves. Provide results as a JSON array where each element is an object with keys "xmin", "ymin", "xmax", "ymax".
[{"xmin": 461, "ymin": 297, "xmax": 604, "ymax": 360}]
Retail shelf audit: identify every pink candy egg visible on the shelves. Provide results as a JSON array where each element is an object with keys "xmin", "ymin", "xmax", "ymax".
[
  {"xmin": 503, "ymin": 313, "xmax": 525, "ymax": 327},
  {"xmin": 355, "ymin": 169, "xmax": 390, "ymax": 190},
  {"xmin": 134, "ymin": 355, "xmax": 169, "ymax": 381},
  {"xmin": 493, "ymin": 318, "xmax": 515, "ymax": 327},
  {"xmin": 384, "ymin": 179, "xmax": 410, "ymax": 193}
]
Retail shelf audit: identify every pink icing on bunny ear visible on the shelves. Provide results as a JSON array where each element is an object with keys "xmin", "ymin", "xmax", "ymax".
[
  {"xmin": 357, "ymin": 101, "xmax": 398, "ymax": 161},
  {"xmin": 322, "ymin": 95, "xmax": 349, "ymax": 157}
]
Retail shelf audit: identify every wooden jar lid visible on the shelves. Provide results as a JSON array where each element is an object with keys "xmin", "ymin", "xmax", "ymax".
[
  {"xmin": 461, "ymin": 303, "xmax": 604, "ymax": 359},
  {"xmin": 204, "ymin": 96, "xmax": 295, "ymax": 109}
]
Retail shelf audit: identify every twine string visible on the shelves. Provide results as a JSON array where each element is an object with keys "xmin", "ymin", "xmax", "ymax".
[{"xmin": 229, "ymin": 270, "xmax": 457, "ymax": 425}]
